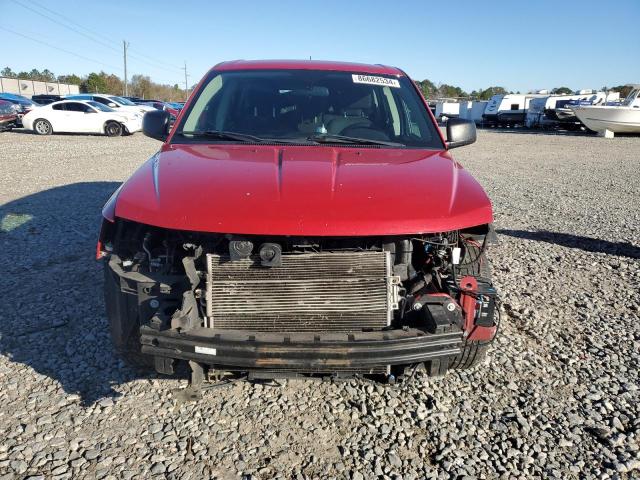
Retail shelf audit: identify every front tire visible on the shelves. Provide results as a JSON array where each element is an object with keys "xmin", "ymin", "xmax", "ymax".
[
  {"xmin": 33, "ymin": 119, "xmax": 52, "ymax": 135},
  {"xmin": 449, "ymin": 340, "xmax": 490, "ymax": 370},
  {"xmin": 104, "ymin": 261, "xmax": 153, "ymax": 368},
  {"xmin": 449, "ymin": 242, "xmax": 494, "ymax": 370},
  {"xmin": 105, "ymin": 121, "xmax": 123, "ymax": 137}
]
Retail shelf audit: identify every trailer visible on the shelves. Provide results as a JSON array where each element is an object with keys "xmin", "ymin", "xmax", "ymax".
[
  {"xmin": 483, "ymin": 94, "xmax": 547, "ymax": 126},
  {"xmin": 434, "ymin": 101, "xmax": 460, "ymax": 121},
  {"xmin": 459, "ymin": 101, "xmax": 488, "ymax": 124}
]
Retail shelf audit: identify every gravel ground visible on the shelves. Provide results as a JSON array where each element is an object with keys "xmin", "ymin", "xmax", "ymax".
[{"xmin": 0, "ymin": 129, "xmax": 639, "ymax": 479}]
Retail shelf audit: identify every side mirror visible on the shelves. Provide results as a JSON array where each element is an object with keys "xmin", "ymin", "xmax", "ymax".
[
  {"xmin": 108, "ymin": 102, "xmax": 118, "ymax": 107},
  {"xmin": 85, "ymin": 110, "xmax": 96, "ymax": 114},
  {"xmin": 143, "ymin": 110, "xmax": 171, "ymax": 141},
  {"xmin": 446, "ymin": 118, "xmax": 476, "ymax": 149}
]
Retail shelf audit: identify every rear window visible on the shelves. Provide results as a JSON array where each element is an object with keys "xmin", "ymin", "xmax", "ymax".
[{"xmin": 175, "ymin": 69, "xmax": 442, "ymax": 148}]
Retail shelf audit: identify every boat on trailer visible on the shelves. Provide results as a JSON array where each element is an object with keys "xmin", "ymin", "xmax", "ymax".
[
  {"xmin": 526, "ymin": 91, "xmax": 620, "ymax": 128},
  {"xmin": 571, "ymin": 85, "xmax": 640, "ymax": 137},
  {"xmin": 553, "ymin": 91, "xmax": 620, "ymax": 123}
]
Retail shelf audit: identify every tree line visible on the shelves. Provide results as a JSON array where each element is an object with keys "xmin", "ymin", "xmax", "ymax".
[
  {"xmin": 1, "ymin": 67, "xmax": 633, "ymax": 102},
  {"xmin": 1, "ymin": 67, "xmax": 186, "ymax": 102},
  {"xmin": 414, "ymin": 79, "xmax": 633, "ymax": 100}
]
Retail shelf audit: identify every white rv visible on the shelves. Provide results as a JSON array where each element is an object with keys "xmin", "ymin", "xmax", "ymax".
[
  {"xmin": 459, "ymin": 101, "xmax": 488, "ymax": 124},
  {"xmin": 483, "ymin": 94, "xmax": 547, "ymax": 125},
  {"xmin": 525, "ymin": 97, "xmax": 552, "ymax": 128},
  {"xmin": 434, "ymin": 101, "xmax": 460, "ymax": 121}
]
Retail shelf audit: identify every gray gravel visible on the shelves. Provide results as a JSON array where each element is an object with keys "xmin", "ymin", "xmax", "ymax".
[{"xmin": 0, "ymin": 129, "xmax": 639, "ymax": 479}]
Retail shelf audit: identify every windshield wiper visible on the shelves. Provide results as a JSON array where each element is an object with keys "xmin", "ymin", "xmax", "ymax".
[
  {"xmin": 307, "ymin": 133, "xmax": 404, "ymax": 147},
  {"xmin": 179, "ymin": 130, "xmax": 265, "ymax": 143}
]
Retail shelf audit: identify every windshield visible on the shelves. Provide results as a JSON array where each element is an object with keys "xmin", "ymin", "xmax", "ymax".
[
  {"xmin": 109, "ymin": 96, "xmax": 136, "ymax": 106},
  {"xmin": 87, "ymin": 101, "xmax": 114, "ymax": 112},
  {"xmin": 175, "ymin": 69, "xmax": 442, "ymax": 148},
  {"xmin": 622, "ymin": 88, "xmax": 639, "ymax": 106}
]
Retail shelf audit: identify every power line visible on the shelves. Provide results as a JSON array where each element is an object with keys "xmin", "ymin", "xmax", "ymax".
[
  {"xmin": 13, "ymin": 0, "xmax": 182, "ymax": 73},
  {"xmin": 24, "ymin": 0, "xmax": 116, "ymax": 45},
  {"xmin": 0, "ymin": 25, "xmax": 122, "ymax": 71},
  {"xmin": 12, "ymin": 0, "xmax": 121, "ymax": 54},
  {"xmin": 126, "ymin": 49, "xmax": 183, "ymax": 72}
]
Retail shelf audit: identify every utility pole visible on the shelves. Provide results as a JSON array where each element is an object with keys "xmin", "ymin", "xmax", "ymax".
[
  {"xmin": 182, "ymin": 61, "xmax": 189, "ymax": 101},
  {"xmin": 123, "ymin": 40, "xmax": 129, "ymax": 96}
]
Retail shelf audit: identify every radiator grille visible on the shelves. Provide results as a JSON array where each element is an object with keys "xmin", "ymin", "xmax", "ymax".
[{"xmin": 206, "ymin": 251, "xmax": 397, "ymax": 332}]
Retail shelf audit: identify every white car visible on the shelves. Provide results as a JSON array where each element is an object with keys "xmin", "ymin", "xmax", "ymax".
[
  {"xmin": 65, "ymin": 94, "xmax": 155, "ymax": 115},
  {"xmin": 22, "ymin": 100, "xmax": 142, "ymax": 136}
]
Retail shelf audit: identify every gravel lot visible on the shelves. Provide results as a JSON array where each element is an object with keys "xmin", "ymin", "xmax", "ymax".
[{"xmin": 0, "ymin": 129, "xmax": 639, "ymax": 479}]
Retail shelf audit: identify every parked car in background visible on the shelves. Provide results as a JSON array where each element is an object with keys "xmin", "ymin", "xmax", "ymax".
[
  {"xmin": 0, "ymin": 93, "xmax": 38, "ymax": 125},
  {"xmin": 121, "ymin": 96, "xmax": 183, "ymax": 119},
  {"xmin": 66, "ymin": 94, "xmax": 155, "ymax": 115},
  {"xmin": 32, "ymin": 94, "xmax": 63, "ymax": 105},
  {"xmin": 99, "ymin": 59, "xmax": 497, "ymax": 385},
  {"xmin": 22, "ymin": 100, "xmax": 142, "ymax": 136},
  {"xmin": 0, "ymin": 100, "xmax": 19, "ymax": 131},
  {"xmin": 140, "ymin": 100, "xmax": 180, "ymax": 119}
]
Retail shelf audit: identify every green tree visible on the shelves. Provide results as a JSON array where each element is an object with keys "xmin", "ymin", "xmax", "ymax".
[
  {"xmin": 551, "ymin": 86, "xmax": 573, "ymax": 94},
  {"xmin": 415, "ymin": 79, "xmax": 437, "ymax": 98},
  {"xmin": 57, "ymin": 74, "xmax": 82, "ymax": 85},
  {"xmin": 1, "ymin": 67, "xmax": 17, "ymax": 78},
  {"xmin": 130, "ymin": 74, "xmax": 153, "ymax": 98},
  {"xmin": 40, "ymin": 69, "xmax": 56, "ymax": 82},
  {"xmin": 103, "ymin": 73, "xmax": 123, "ymax": 95},
  {"xmin": 82, "ymin": 72, "xmax": 107, "ymax": 93},
  {"xmin": 438, "ymin": 84, "xmax": 467, "ymax": 98},
  {"xmin": 478, "ymin": 86, "xmax": 507, "ymax": 100}
]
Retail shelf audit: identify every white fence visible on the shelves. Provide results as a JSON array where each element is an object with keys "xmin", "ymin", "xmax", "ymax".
[{"xmin": 0, "ymin": 76, "xmax": 80, "ymax": 97}]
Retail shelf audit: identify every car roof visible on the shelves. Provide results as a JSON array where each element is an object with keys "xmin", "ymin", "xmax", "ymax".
[
  {"xmin": 212, "ymin": 59, "xmax": 404, "ymax": 76},
  {"xmin": 50, "ymin": 99, "xmax": 94, "ymax": 105},
  {"xmin": 0, "ymin": 93, "xmax": 32, "ymax": 101},
  {"xmin": 68, "ymin": 94, "xmax": 113, "ymax": 98}
]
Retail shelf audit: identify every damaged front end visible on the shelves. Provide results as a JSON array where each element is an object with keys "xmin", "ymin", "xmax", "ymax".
[{"xmin": 99, "ymin": 218, "xmax": 498, "ymax": 381}]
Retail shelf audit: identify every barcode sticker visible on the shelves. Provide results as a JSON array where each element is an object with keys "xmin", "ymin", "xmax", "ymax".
[{"xmin": 352, "ymin": 74, "xmax": 400, "ymax": 88}]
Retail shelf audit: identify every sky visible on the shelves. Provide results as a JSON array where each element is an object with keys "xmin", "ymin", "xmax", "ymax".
[{"xmin": 1, "ymin": 0, "xmax": 639, "ymax": 93}]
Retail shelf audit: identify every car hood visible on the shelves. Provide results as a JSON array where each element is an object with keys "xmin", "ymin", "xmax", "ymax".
[{"xmin": 113, "ymin": 144, "xmax": 492, "ymax": 236}]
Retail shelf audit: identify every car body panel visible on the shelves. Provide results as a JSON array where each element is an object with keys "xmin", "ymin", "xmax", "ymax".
[
  {"xmin": 0, "ymin": 100, "xmax": 19, "ymax": 129},
  {"xmin": 213, "ymin": 59, "xmax": 403, "ymax": 75},
  {"xmin": 114, "ymin": 144, "xmax": 492, "ymax": 236}
]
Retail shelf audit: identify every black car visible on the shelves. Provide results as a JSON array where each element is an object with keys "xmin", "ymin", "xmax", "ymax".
[{"xmin": 32, "ymin": 94, "xmax": 63, "ymax": 105}]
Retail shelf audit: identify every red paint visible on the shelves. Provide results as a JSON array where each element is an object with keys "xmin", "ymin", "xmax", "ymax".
[
  {"xmin": 96, "ymin": 240, "xmax": 105, "ymax": 260},
  {"xmin": 114, "ymin": 144, "xmax": 492, "ymax": 236},
  {"xmin": 111, "ymin": 61, "xmax": 493, "ymax": 237},
  {"xmin": 459, "ymin": 275, "xmax": 497, "ymax": 341},
  {"xmin": 0, "ymin": 100, "xmax": 18, "ymax": 128},
  {"xmin": 459, "ymin": 276, "xmax": 479, "ymax": 332},
  {"xmin": 213, "ymin": 59, "xmax": 403, "ymax": 75}
]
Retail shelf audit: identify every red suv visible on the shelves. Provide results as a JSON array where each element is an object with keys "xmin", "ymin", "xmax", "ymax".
[{"xmin": 99, "ymin": 60, "xmax": 497, "ymax": 384}]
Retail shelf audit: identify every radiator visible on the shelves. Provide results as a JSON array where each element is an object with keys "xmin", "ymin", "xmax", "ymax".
[{"xmin": 206, "ymin": 251, "xmax": 399, "ymax": 332}]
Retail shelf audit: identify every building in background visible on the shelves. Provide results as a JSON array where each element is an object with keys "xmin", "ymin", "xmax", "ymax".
[{"xmin": 0, "ymin": 76, "xmax": 80, "ymax": 98}]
